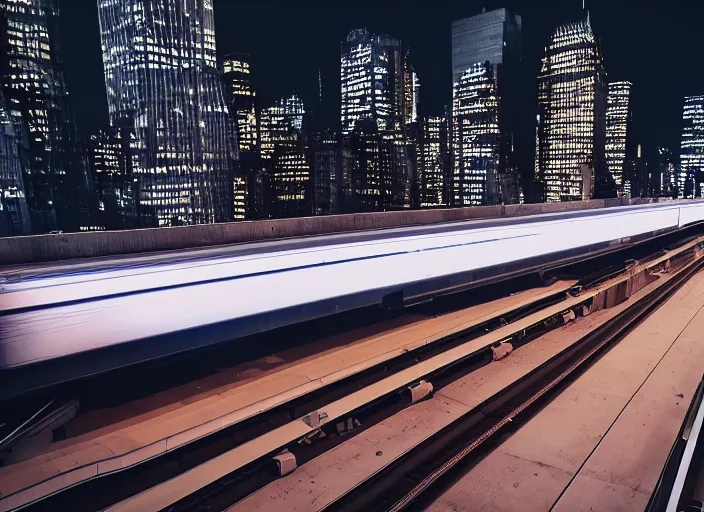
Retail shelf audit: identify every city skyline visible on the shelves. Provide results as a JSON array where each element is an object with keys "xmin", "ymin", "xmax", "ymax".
[
  {"xmin": 1, "ymin": 1, "xmax": 702, "ymax": 234},
  {"xmin": 60, "ymin": 0, "xmax": 704, "ymax": 178}
]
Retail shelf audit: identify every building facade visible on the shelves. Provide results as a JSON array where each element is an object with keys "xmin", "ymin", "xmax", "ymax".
[
  {"xmin": 0, "ymin": 0, "xmax": 94, "ymax": 234},
  {"xmin": 680, "ymin": 95, "xmax": 704, "ymax": 198},
  {"xmin": 223, "ymin": 53, "xmax": 258, "ymax": 153},
  {"xmin": 310, "ymin": 132, "xmax": 354, "ymax": 216},
  {"xmin": 260, "ymin": 95, "xmax": 309, "ymax": 217},
  {"xmin": 418, "ymin": 115, "xmax": 450, "ymax": 207},
  {"xmin": 452, "ymin": 62, "xmax": 500, "ymax": 206},
  {"xmin": 536, "ymin": 16, "xmax": 608, "ymax": 202},
  {"xmin": 222, "ymin": 53, "xmax": 259, "ymax": 220},
  {"xmin": 98, "ymin": 0, "xmax": 235, "ymax": 227},
  {"xmin": 0, "ymin": 88, "xmax": 29, "ymax": 236},
  {"xmin": 341, "ymin": 29, "xmax": 404, "ymax": 135},
  {"xmin": 403, "ymin": 52, "xmax": 420, "ymax": 126},
  {"xmin": 88, "ymin": 127, "xmax": 140, "ymax": 230},
  {"xmin": 347, "ymin": 124, "xmax": 410, "ymax": 212},
  {"xmin": 605, "ymin": 81, "xmax": 633, "ymax": 194},
  {"xmin": 451, "ymin": 8, "xmax": 522, "ymax": 206},
  {"xmin": 341, "ymin": 29, "xmax": 411, "ymax": 211},
  {"xmin": 657, "ymin": 147, "xmax": 676, "ymax": 197}
]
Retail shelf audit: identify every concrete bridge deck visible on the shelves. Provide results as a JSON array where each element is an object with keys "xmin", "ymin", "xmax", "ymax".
[{"xmin": 0, "ymin": 198, "xmax": 681, "ymax": 266}]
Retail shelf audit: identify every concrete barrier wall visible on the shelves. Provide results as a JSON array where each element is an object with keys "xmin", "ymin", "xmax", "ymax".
[{"xmin": 0, "ymin": 197, "xmax": 677, "ymax": 265}]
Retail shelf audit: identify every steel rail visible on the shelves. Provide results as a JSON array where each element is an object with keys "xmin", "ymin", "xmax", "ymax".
[{"xmin": 322, "ymin": 252, "xmax": 704, "ymax": 512}]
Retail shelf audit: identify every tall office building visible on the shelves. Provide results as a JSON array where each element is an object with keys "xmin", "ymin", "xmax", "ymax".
[
  {"xmin": 403, "ymin": 52, "xmax": 420, "ymax": 125},
  {"xmin": 0, "ymin": 89, "xmax": 29, "ymax": 236},
  {"xmin": 347, "ymin": 124, "xmax": 410, "ymax": 211},
  {"xmin": 261, "ymin": 95, "xmax": 304, "ymax": 160},
  {"xmin": 341, "ymin": 29, "xmax": 404, "ymax": 135},
  {"xmin": 536, "ymin": 16, "xmax": 607, "ymax": 202},
  {"xmin": 605, "ymin": 81, "xmax": 633, "ymax": 193},
  {"xmin": 223, "ymin": 54, "xmax": 258, "ymax": 153},
  {"xmin": 260, "ymin": 95, "xmax": 309, "ymax": 217},
  {"xmin": 0, "ymin": 0, "xmax": 94, "ymax": 234},
  {"xmin": 451, "ymin": 8, "xmax": 522, "ymax": 206},
  {"xmin": 680, "ymin": 96, "xmax": 704, "ymax": 198},
  {"xmin": 310, "ymin": 131, "xmax": 354, "ymax": 216},
  {"xmin": 419, "ymin": 116, "xmax": 450, "ymax": 207},
  {"xmin": 98, "ymin": 0, "xmax": 235, "ymax": 227},
  {"xmin": 631, "ymin": 143, "xmax": 649, "ymax": 198},
  {"xmin": 658, "ymin": 147, "xmax": 676, "ymax": 197},
  {"xmin": 88, "ymin": 127, "xmax": 139, "ymax": 230},
  {"xmin": 341, "ymin": 29, "xmax": 411, "ymax": 211},
  {"xmin": 452, "ymin": 63, "xmax": 500, "ymax": 206},
  {"xmin": 222, "ymin": 53, "xmax": 259, "ymax": 220}
]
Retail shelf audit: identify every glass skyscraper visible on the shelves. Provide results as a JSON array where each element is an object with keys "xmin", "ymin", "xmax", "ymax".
[
  {"xmin": 341, "ymin": 29, "xmax": 404, "ymax": 135},
  {"xmin": 451, "ymin": 8, "xmax": 522, "ymax": 206},
  {"xmin": 88, "ymin": 127, "xmax": 139, "ymax": 230},
  {"xmin": 0, "ymin": 88, "xmax": 29, "ymax": 236},
  {"xmin": 679, "ymin": 96, "xmax": 704, "ymax": 198},
  {"xmin": 0, "ymin": 0, "xmax": 94, "ymax": 234},
  {"xmin": 341, "ymin": 29, "xmax": 410, "ymax": 211},
  {"xmin": 222, "ymin": 53, "xmax": 258, "ymax": 221},
  {"xmin": 403, "ymin": 52, "xmax": 420, "ymax": 126},
  {"xmin": 658, "ymin": 147, "xmax": 676, "ymax": 197},
  {"xmin": 311, "ymin": 131, "xmax": 354, "ymax": 216},
  {"xmin": 605, "ymin": 81, "xmax": 633, "ymax": 193},
  {"xmin": 419, "ymin": 115, "xmax": 450, "ymax": 207},
  {"xmin": 223, "ymin": 53, "xmax": 258, "ymax": 153},
  {"xmin": 98, "ymin": 0, "xmax": 235, "ymax": 227},
  {"xmin": 536, "ymin": 16, "xmax": 607, "ymax": 203},
  {"xmin": 260, "ymin": 95, "xmax": 309, "ymax": 217}
]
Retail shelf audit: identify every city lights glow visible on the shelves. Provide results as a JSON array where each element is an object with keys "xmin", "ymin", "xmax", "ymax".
[
  {"xmin": 98, "ymin": 0, "xmax": 235, "ymax": 227},
  {"xmin": 536, "ymin": 17, "xmax": 606, "ymax": 203},
  {"xmin": 605, "ymin": 81, "xmax": 633, "ymax": 192},
  {"xmin": 680, "ymin": 96, "xmax": 704, "ymax": 198}
]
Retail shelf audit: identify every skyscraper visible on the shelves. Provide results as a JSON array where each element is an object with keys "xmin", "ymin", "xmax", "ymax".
[
  {"xmin": 0, "ymin": 0, "xmax": 94, "ymax": 234},
  {"xmin": 536, "ymin": 16, "xmax": 608, "ymax": 202},
  {"xmin": 341, "ymin": 29, "xmax": 404, "ymax": 135},
  {"xmin": 680, "ymin": 95, "xmax": 704, "ymax": 198},
  {"xmin": 658, "ymin": 147, "xmax": 676, "ymax": 197},
  {"xmin": 341, "ymin": 29, "xmax": 411, "ymax": 211},
  {"xmin": 452, "ymin": 63, "xmax": 500, "ymax": 206},
  {"xmin": 310, "ymin": 131, "xmax": 354, "ymax": 216},
  {"xmin": 223, "ymin": 54, "xmax": 258, "ymax": 153},
  {"xmin": 98, "ymin": 0, "xmax": 235, "ymax": 227},
  {"xmin": 0, "ymin": 89, "xmax": 29, "ymax": 236},
  {"xmin": 88, "ymin": 127, "xmax": 139, "ymax": 230},
  {"xmin": 418, "ymin": 116, "xmax": 450, "ymax": 207},
  {"xmin": 222, "ymin": 53, "xmax": 259, "ymax": 221},
  {"xmin": 605, "ymin": 81, "xmax": 633, "ymax": 194},
  {"xmin": 403, "ymin": 52, "xmax": 420, "ymax": 126},
  {"xmin": 451, "ymin": 8, "xmax": 522, "ymax": 206},
  {"xmin": 260, "ymin": 95, "xmax": 309, "ymax": 217}
]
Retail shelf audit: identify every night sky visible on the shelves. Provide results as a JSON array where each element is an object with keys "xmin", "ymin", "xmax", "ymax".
[{"xmin": 59, "ymin": 0, "xmax": 704, "ymax": 173}]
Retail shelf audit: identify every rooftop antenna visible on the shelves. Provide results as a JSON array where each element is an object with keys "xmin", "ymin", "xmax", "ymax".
[{"xmin": 317, "ymin": 69, "xmax": 323, "ymax": 104}]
